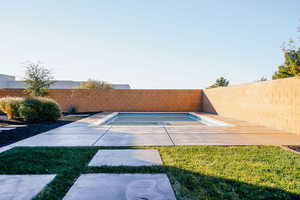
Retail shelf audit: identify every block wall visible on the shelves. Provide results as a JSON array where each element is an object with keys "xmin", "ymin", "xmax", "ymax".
[{"xmin": 203, "ymin": 77, "xmax": 300, "ymax": 134}]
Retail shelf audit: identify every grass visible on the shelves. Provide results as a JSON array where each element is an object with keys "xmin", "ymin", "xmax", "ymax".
[{"xmin": 0, "ymin": 146, "xmax": 299, "ymax": 200}]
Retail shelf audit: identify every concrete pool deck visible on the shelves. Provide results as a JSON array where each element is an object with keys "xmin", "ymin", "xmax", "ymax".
[{"xmin": 1, "ymin": 112, "xmax": 300, "ymax": 153}]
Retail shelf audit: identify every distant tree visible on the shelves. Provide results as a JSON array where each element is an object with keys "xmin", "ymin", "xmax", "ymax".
[
  {"xmin": 207, "ymin": 77, "xmax": 229, "ymax": 89},
  {"xmin": 272, "ymin": 47, "xmax": 300, "ymax": 79},
  {"xmin": 273, "ymin": 22, "xmax": 300, "ymax": 79},
  {"xmin": 24, "ymin": 62, "xmax": 55, "ymax": 96},
  {"xmin": 257, "ymin": 77, "xmax": 268, "ymax": 82},
  {"xmin": 74, "ymin": 79, "xmax": 113, "ymax": 89}
]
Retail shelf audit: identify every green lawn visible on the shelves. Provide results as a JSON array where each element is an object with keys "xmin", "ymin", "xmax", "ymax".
[{"xmin": 0, "ymin": 146, "xmax": 299, "ymax": 200}]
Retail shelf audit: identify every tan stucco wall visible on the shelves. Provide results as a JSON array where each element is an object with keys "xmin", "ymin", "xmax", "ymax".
[
  {"xmin": 1, "ymin": 78, "xmax": 299, "ymax": 134},
  {"xmin": 203, "ymin": 77, "xmax": 300, "ymax": 134},
  {"xmin": 0, "ymin": 89, "xmax": 202, "ymax": 112}
]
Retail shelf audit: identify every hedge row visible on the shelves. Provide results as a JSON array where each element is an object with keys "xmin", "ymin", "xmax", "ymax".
[{"xmin": 0, "ymin": 97, "xmax": 61, "ymax": 122}]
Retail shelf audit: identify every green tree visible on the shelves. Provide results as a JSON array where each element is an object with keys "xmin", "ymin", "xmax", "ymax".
[
  {"xmin": 24, "ymin": 62, "xmax": 55, "ymax": 96},
  {"xmin": 74, "ymin": 79, "xmax": 113, "ymax": 89},
  {"xmin": 207, "ymin": 77, "xmax": 229, "ymax": 89},
  {"xmin": 272, "ymin": 47, "xmax": 300, "ymax": 79},
  {"xmin": 273, "ymin": 22, "xmax": 300, "ymax": 80}
]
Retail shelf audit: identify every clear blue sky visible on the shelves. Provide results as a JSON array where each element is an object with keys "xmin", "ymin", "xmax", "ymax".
[{"xmin": 1, "ymin": 1, "xmax": 299, "ymax": 89}]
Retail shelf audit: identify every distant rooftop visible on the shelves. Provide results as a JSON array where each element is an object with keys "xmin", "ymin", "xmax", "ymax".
[{"xmin": 0, "ymin": 74, "xmax": 130, "ymax": 89}]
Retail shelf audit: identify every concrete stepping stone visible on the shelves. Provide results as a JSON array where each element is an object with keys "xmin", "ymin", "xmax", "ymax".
[
  {"xmin": 88, "ymin": 150, "xmax": 163, "ymax": 166},
  {"xmin": 0, "ymin": 174, "xmax": 55, "ymax": 200},
  {"xmin": 63, "ymin": 173, "xmax": 176, "ymax": 200}
]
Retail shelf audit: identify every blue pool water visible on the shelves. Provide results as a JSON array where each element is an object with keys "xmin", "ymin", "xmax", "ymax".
[{"xmin": 105, "ymin": 113, "xmax": 206, "ymax": 126}]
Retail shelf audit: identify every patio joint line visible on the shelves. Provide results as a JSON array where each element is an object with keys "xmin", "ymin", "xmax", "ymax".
[
  {"xmin": 163, "ymin": 126, "xmax": 175, "ymax": 146},
  {"xmin": 92, "ymin": 126, "xmax": 112, "ymax": 146}
]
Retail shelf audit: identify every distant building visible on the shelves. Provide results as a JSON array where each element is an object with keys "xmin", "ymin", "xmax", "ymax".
[{"xmin": 0, "ymin": 74, "xmax": 130, "ymax": 89}]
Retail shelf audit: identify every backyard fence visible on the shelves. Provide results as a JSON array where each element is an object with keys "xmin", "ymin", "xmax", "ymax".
[
  {"xmin": 0, "ymin": 89, "xmax": 202, "ymax": 112},
  {"xmin": 1, "ymin": 77, "xmax": 299, "ymax": 134},
  {"xmin": 203, "ymin": 77, "xmax": 300, "ymax": 135}
]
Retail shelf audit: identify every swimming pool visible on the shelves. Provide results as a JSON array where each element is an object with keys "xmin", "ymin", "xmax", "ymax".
[{"xmin": 102, "ymin": 112, "xmax": 233, "ymax": 126}]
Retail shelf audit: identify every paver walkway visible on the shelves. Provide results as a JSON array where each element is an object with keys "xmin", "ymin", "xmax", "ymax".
[{"xmin": 1, "ymin": 112, "xmax": 300, "ymax": 153}]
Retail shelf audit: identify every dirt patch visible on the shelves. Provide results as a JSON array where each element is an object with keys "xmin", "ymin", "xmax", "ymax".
[{"xmin": 0, "ymin": 113, "xmax": 98, "ymax": 147}]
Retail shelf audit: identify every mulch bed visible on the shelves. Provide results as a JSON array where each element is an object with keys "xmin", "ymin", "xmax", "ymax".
[{"xmin": 0, "ymin": 112, "xmax": 98, "ymax": 148}]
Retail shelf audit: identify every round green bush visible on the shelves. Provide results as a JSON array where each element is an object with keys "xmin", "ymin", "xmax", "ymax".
[
  {"xmin": 18, "ymin": 97, "xmax": 61, "ymax": 122},
  {"xmin": 38, "ymin": 98, "xmax": 61, "ymax": 121},
  {"xmin": 18, "ymin": 104, "xmax": 39, "ymax": 122},
  {"xmin": 18, "ymin": 98, "xmax": 43, "ymax": 122}
]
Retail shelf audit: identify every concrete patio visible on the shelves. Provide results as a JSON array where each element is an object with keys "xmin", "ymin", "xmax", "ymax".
[{"xmin": 1, "ymin": 112, "xmax": 300, "ymax": 153}]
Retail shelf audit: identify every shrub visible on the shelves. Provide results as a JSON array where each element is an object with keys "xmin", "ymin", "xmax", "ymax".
[
  {"xmin": 74, "ymin": 79, "xmax": 113, "ymax": 89},
  {"xmin": 67, "ymin": 105, "xmax": 78, "ymax": 114},
  {"xmin": 0, "ymin": 97, "xmax": 61, "ymax": 122},
  {"xmin": 38, "ymin": 98, "xmax": 61, "ymax": 121},
  {"xmin": 18, "ymin": 98, "xmax": 61, "ymax": 122},
  {"xmin": 18, "ymin": 98, "xmax": 43, "ymax": 122},
  {"xmin": 0, "ymin": 97, "xmax": 23, "ymax": 119}
]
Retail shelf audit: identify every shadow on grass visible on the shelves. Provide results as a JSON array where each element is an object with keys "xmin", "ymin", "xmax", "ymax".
[
  {"xmin": 86, "ymin": 166, "xmax": 300, "ymax": 200},
  {"xmin": 0, "ymin": 147, "xmax": 299, "ymax": 200}
]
